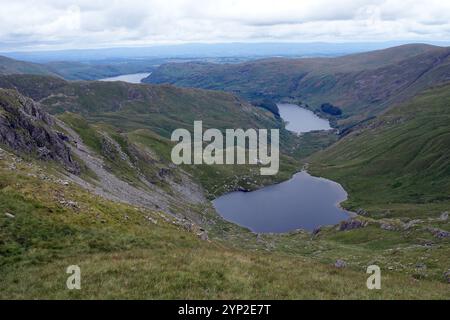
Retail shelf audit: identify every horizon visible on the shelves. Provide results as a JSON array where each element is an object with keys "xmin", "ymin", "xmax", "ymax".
[{"xmin": 2, "ymin": 40, "xmax": 450, "ymax": 63}]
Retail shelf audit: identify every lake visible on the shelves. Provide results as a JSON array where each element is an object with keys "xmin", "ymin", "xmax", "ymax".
[
  {"xmin": 213, "ymin": 103, "xmax": 349, "ymax": 233},
  {"xmin": 213, "ymin": 172, "xmax": 350, "ymax": 233},
  {"xmin": 99, "ymin": 73, "xmax": 151, "ymax": 84},
  {"xmin": 277, "ymin": 103, "xmax": 331, "ymax": 133}
]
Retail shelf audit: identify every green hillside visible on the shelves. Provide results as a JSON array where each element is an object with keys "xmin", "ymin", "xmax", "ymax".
[
  {"xmin": 1, "ymin": 146, "xmax": 448, "ymax": 299},
  {"xmin": 310, "ymin": 83, "xmax": 450, "ymax": 218}
]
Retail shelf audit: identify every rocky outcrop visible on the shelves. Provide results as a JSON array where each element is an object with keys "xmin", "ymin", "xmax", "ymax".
[
  {"xmin": 337, "ymin": 219, "xmax": 368, "ymax": 231},
  {"xmin": 426, "ymin": 227, "xmax": 450, "ymax": 239},
  {"xmin": 0, "ymin": 89, "xmax": 79, "ymax": 173}
]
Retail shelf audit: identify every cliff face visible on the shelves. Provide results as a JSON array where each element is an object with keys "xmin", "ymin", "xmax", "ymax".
[{"xmin": 0, "ymin": 89, "xmax": 79, "ymax": 173}]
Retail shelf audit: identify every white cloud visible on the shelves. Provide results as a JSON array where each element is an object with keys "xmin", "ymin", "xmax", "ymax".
[{"xmin": 0, "ymin": 0, "xmax": 449, "ymax": 51}]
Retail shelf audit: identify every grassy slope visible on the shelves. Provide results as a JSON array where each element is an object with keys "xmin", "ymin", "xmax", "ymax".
[
  {"xmin": 145, "ymin": 44, "xmax": 450, "ymax": 128},
  {"xmin": 1, "ymin": 148, "xmax": 449, "ymax": 299},
  {"xmin": 309, "ymin": 84, "xmax": 450, "ymax": 219}
]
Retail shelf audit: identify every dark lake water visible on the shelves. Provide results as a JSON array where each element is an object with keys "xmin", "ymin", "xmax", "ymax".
[
  {"xmin": 213, "ymin": 104, "xmax": 348, "ymax": 233},
  {"xmin": 277, "ymin": 103, "xmax": 331, "ymax": 133},
  {"xmin": 213, "ymin": 172, "xmax": 350, "ymax": 233},
  {"xmin": 99, "ymin": 73, "xmax": 151, "ymax": 84}
]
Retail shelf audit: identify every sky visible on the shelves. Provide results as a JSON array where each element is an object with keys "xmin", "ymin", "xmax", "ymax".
[{"xmin": 0, "ymin": 0, "xmax": 449, "ymax": 51}]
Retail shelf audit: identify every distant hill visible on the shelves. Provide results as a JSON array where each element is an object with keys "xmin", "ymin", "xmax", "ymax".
[
  {"xmin": 0, "ymin": 55, "xmax": 55, "ymax": 76},
  {"xmin": 309, "ymin": 83, "xmax": 450, "ymax": 218},
  {"xmin": 145, "ymin": 44, "xmax": 450, "ymax": 128}
]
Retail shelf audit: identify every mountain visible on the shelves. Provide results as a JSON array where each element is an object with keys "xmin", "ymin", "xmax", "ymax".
[
  {"xmin": 0, "ymin": 74, "xmax": 313, "ymax": 197},
  {"xmin": 0, "ymin": 55, "xmax": 55, "ymax": 77},
  {"xmin": 1, "ymin": 46, "xmax": 450, "ymax": 299},
  {"xmin": 309, "ymin": 83, "xmax": 450, "ymax": 218},
  {"xmin": 0, "ymin": 89, "xmax": 78, "ymax": 173},
  {"xmin": 1, "ymin": 87, "xmax": 449, "ymax": 299},
  {"xmin": 145, "ymin": 44, "xmax": 450, "ymax": 128}
]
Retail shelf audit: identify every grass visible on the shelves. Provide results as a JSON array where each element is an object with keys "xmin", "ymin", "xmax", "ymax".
[
  {"xmin": 1, "ymin": 146, "xmax": 449, "ymax": 299},
  {"xmin": 309, "ymin": 84, "xmax": 450, "ymax": 219}
]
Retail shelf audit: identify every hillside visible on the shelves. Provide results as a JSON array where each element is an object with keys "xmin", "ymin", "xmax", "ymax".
[
  {"xmin": 0, "ymin": 74, "xmax": 322, "ymax": 197},
  {"xmin": 145, "ymin": 44, "xmax": 450, "ymax": 128},
  {"xmin": 0, "ymin": 55, "xmax": 55, "ymax": 77},
  {"xmin": 1, "ymin": 69, "xmax": 450, "ymax": 299},
  {"xmin": 309, "ymin": 83, "xmax": 450, "ymax": 219},
  {"xmin": 0, "ymin": 88, "xmax": 449, "ymax": 299}
]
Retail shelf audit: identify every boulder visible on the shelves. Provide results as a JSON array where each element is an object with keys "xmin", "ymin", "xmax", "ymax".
[
  {"xmin": 444, "ymin": 270, "xmax": 450, "ymax": 283},
  {"xmin": 426, "ymin": 227, "xmax": 450, "ymax": 239},
  {"xmin": 4, "ymin": 212, "xmax": 15, "ymax": 218},
  {"xmin": 198, "ymin": 231, "xmax": 209, "ymax": 241},
  {"xmin": 334, "ymin": 259, "xmax": 347, "ymax": 268},
  {"xmin": 440, "ymin": 212, "xmax": 449, "ymax": 221},
  {"xmin": 381, "ymin": 223, "xmax": 396, "ymax": 231},
  {"xmin": 338, "ymin": 219, "xmax": 368, "ymax": 231}
]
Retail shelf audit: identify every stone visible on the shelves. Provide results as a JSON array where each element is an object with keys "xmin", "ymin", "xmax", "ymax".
[
  {"xmin": 198, "ymin": 231, "xmax": 209, "ymax": 241},
  {"xmin": 312, "ymin": 227, "xmax": 322, "ymax": 236},
  {"xmin": 403, "ymin": 219, "xmax": 421, "ymax": 230},
  {"xmin": 334, "ymin": 259, "xmax": 347, "ymax": 268},
  {"xmin": 5, "ymin": 212, "xmax": 15, "ymax": 218},
  {"xmin": 146, "ymin": 216, "xmax": 158, "ymax": 224},
  {"xmin": 338, "ymin": 219, "xmax": 368, "ymax": 231},
  {"xmin": 381, "ymin": 223, "xmax": 396, "ymax": 231},
  {"xmin": 415, "ymin": 263, "xmax": 427, "ymax": 270},
  {"xmin": 444, "ymin": 270, "xmax": 450, "ymax": 283},
  {"xmin": 0, "ymin": 90, "xmax": 80, "ymax": 174},
  {"xmin": 356, "ymin": 208, "xmax": 368, "ymax": 216},
  {"xmin": 426, "ymin": 227, "xmax": 449, "ymax": 239},
  {"xmin": 440, "ymin": 212, "xmax": 448, "ymax": 221}
]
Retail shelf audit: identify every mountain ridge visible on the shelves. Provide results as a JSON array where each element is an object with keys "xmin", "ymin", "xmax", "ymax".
[{"xmin": 145, "ymin": 44, "xmax": 450, "ymax": 128}]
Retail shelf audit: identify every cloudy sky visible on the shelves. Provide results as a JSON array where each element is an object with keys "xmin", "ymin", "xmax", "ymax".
[{"xmin": 0, "ymin": 0, "xmax": 449, "ymax": 51}]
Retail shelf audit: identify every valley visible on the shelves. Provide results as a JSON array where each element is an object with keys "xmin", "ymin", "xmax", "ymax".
[{"xmin": 0, "ymin": 44, "xmax": 449, "ymax": 299}]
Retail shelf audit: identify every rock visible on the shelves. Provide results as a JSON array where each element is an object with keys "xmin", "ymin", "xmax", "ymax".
[
  {"xmin": 426, "ymin": 227, "xmax": 450, "ymax": 239},
  {"xmin": 312, "ymin": 227, "xmax": 322, "ymax": 236},
  {"xmin": 0, "ymin": 89, "xmax": 80, "ymax": 174},
  {"xmin": 334, "ymin": 259, "xmax": 347, "ymax": 268},
  {"xmin": 444, "ymin": 270, "xmax": 450, "ymax": 283},
  {"xmin": 158, "ymin": 168, "xmax": 171, "ymax": 178},
  {"xmin": 415, "ymin": 263, "xmax": 427, "ymax": 270},
  {"xmin": 146, "ymin": 216, "xmax": 158, "ymax": 224},
  {"xmin": 381, "ymin": 223, "xmax": 396, "ymax": 231},
  {"xmin": 4, "ymin": 212, "xmax": 15, "ymax": 218},
  {"xmin": 57, "ymin": 179, "xmax": 70, "ymax": 186},
  {"xmin": 59, "ymin": 200, "xmax": 79, "ymax": 209},
  {"xmin": 338, "ymin": 219, "xmax": 368, "ymax": 231},
  {"xmin": 440, "ymin": 212, "xmax": 448, "ymax": 221},
  {"xmin": 198, "ymin": 231, "xmax": 209, "ymax": 241},
  {"xmin": 356, "ymin": 208, "xmax": 368, "ymax": 216},
  {"xmin": 403, "ymin": 219, "xmax": 421, "ymax": 230}
]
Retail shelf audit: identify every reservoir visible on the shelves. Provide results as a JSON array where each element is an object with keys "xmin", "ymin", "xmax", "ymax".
[
  {"xmin": 277, "ymin": 103, "xmax": 331, "ymax": 133},
  {"xmin": 213, "ymin": 103, "xmax": 349, "ymax": 233},
  {"xmin": 213, "ymin": 171, "xmax": 350, "ymax": 233},
  {"xmin": 99, "ymin": 73, "xmax": 151, "ymax": 84}
]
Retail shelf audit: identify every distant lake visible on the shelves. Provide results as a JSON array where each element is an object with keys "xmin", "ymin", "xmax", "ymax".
[
  {"xmin": 277, "ymin": 103, "xmax": 331, "ymax": 133},
  {"xmin": 213, "ymin": 172, "xmax": 350, "ymax": 233},
  {"xmin": 99, "ymin": 73, "xmax": 151, "ymax": 84}
]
